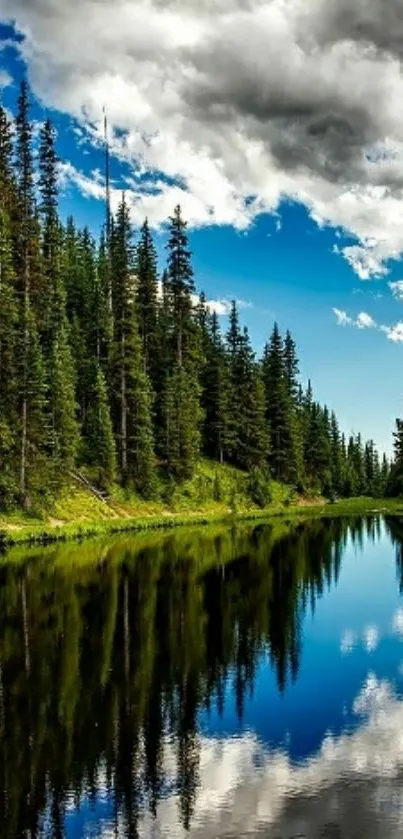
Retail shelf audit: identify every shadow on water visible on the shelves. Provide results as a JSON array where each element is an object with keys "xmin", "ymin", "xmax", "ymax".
[{"xmin": 0, "ymin": 515, "xmax": 388, "ymax": 837}]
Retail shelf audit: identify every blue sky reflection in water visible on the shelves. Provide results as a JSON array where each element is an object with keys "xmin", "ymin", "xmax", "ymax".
[{"xmin": 2, "ymin": 517, "xmax": 403, "ymax": 837}]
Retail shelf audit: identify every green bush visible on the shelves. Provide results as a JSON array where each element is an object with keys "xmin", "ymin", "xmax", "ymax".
[
  {"xmin": 213, "ymin": 473, "xmax": 223, "ymax": 502},
  {"xmin": 247, "ymin": 466, "xmax": 272, "ymax": 508}
]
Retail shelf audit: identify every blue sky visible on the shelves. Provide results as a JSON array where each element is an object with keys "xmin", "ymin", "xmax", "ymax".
[{"xmin": 2, "ymin": 3, "xmax": 403, "ymax": 455}]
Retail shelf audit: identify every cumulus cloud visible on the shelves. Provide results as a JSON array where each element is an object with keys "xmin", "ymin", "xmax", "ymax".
[
  {"xmin": 333, "ymin": 308, "xmax": 376, "ymax": 329},
  {"xmin": 380, "ymin": 322, "xmax": 403, "ymax": 343},
  {"xmin": 333, "ymin": 308, "xmax": 353, "ymax": 326},
  {"xmin": 389, "ymin": 280, "xmax": 403, "ymax": 300},
  {"xmin": 356, "ymin": 312, "xmax": 377, "ymax": 329},
  {"xmin": 332, "ymin": 307, "xmax": 403, "ymax": 342},
  {"xmin": 4, "ymin": 0, "xmax": 403, "ymax": 274}
]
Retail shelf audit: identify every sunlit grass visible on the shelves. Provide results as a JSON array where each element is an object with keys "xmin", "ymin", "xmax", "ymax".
[{"xmin": 0, "ymin": 459, "xmax": 402, "ymax": 548}]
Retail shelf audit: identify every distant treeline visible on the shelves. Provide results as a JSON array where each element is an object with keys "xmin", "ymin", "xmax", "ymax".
[{"xmin": 0, "ymin": 82, "xmax": 390, "ymax": 511}]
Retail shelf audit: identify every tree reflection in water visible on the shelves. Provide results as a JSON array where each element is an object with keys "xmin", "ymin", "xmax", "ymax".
[{"xmin": 0, "ymin": 515, "xmax": 383, "ymax": 837}]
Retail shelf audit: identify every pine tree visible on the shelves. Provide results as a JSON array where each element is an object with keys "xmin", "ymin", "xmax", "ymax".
[
  {"xmin": 38, "ymin": 116, "xmax": 78, "ymax": 475},
  {"xmin": 0, "ymin": 207, "xmax": 19, "ymax": 505},
  {"xmin": 136, "ymin": 218, "xmax": 158, "ymax": 375},
  {"xmin": 381, "ymin": 453, "xmax": 390, "ymax": 496},
  {"xmin": 18, "ymin": 304, "xmax": 49, "ymax": 508},
  {"xmin": 82, "ymin": 361, "xmax": 116, "ymax": 487},
  {"xmin": 236, "ymin": 327, "xmax": 269, "ymax": 470},
  {"xmin": 111, "ymin": 195, "xmax": 156, "ymax": 495},
  {"xmin": 304, "ymin": 403, "xmax": 332, "ymax": 494},
  {"xmin": 283, "ymin": 330, "xmax": 299, "ymax": 403},
  {"xmin": 262, "ymin": 323, "xmax": 298, "ymax": 483},
  {"xmin": 201, "ymin": 312, "xmax": 231, "ymax": 463},
  {"xmin": 96, "ymin": 231, "xmax": 114, "ymax": 370},
  {"xmin": 387, "ymin": 419, "xmax": 403, "ymax": 496},
  {"xmin": 330, "ymin": 411, "xmax": 343, "ymax": 496},
  {"xmin": 162, "ymin": 364, "xmax": 202, "ymax": 481},
  {"xmin": 161, "ymin": 205, "xmax": 201, "ymax": 478},
  {"xmin": 166, "ymin": 204, "xmax": 196, "ymax": 367},
  {"xmin": 38, "ymin": 119, "xmax": 58, "ymax": 270},
  {"xmin": 225, "ymin": 301, "xmax": 243, "ymax": 462},
  {"xmin": 0, "ymin": 103, "xmax": 15, "ymax": 214},
  {"xmin": 14, "ymin": 81, "xmax": 47, "ymax": 507}
]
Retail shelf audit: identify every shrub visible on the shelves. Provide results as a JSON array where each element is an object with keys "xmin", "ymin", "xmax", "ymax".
[{"xmin": 247, "ymin": 466, "xmax": 272, "ymax": 508}]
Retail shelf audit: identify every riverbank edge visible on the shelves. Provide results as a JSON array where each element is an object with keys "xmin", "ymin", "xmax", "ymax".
[{"xmin": 1, "ymin": 497, "xmax": 401, "ymax": 548}]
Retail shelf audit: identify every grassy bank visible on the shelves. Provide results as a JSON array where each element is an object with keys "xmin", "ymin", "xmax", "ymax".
[{"xmin": 0, "ymin": 460, "xmax": 402, "ymax": 548}]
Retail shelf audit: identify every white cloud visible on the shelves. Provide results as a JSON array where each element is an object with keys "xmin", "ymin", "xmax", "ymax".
[
  {"xmin": 380, "ymin": 322, "xmax": 403, "ymax": 343},
  {"xmin": 333, "ymin": 308, "xmax": 353, "ymax": 326},
  {"xmin": 356, "ymin": 312, "xmax": 376, "ymax": 329},
  {"xmin": 5, "ymin": 1, "xmax": 403, "ymax": 276},
  {"xmin": 389, "ymin": 280, "xmax": 403, "ymax": 300},
  {"xmin": 333, "ymin": 308, "xmax": 376, "ymax": 330},
  {"xmin": 332, "ymin": 307, "xmax": 403, "ymax": 342}
]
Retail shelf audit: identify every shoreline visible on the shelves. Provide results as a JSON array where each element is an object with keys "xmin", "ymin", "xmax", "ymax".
[{"xmin": 1, "ymin": 497, "xmax": 401, "ymax": 549}]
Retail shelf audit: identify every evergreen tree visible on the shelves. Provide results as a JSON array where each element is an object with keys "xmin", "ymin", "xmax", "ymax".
[
  {"xmin": 0, "ymin": 103, "xmax": 15, "ymax": 214},
  {"xmin": 135, "ymin": 218, "xmax": 159, "ymax": 375},
  {"xmin": 111, "ymin": 195, "xmax": 156, "ymax": 495},
  {"xmin": 283, "ymin": 330, "xmax": 299, "ymax": 403},
  {"xmin": 262, "ymin": 323, "xmax": 298, "ymax": 483},
  {"xmin": 38, "ymin": 116, "xmax": 78, "ymax": 475},
  {"xmin": 166, "ymin": 204, "xmax": 196, "ymax": 367},
  {"xmin": 381, "ymin": 453, "xmax": 390, "ymax": 496},
  {"xmin": 307, "ymin": 404, "xmax": 332, "ymax": 494},
  {"xmin": 82, "ymin": 362, "xmax": 116, "ymax": 487},
  {"xmin": 14, "ymin": 81, "xmax": 47, "ymax": 507},
  {"xmin": 225, "ymin": 301, "xmax": 243, "ymax": 462},
  {"xmin": 236, "ymin": 327, "xmax": 269, "ymax": 470},
  {"xmin": 162, "ymin": 364, "xmax": 202, "ymax": 481},
  {"xmin": 330, "ymin": 411, "xmax": 343, "ymax": 496},
  {"xmin": 161, "ymin": 206, "xmax": 201, "ymax": 478},
  {"xmin": 0, "ymin": 207, "xmax": 19, "ymax": 505},
  {"xmin": 201, "ymin": 312, "xmax": 231, "ymax": 463},
  {"xmin": 96, "ymin": 231, "xmax": 114, "ymax": 370},
  {"xmin": 387, "ymin": 419, "xmax": 403, "ymax": 496}
]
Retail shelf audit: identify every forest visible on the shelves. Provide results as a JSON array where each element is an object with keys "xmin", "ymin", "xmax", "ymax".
[{"xmin": 0, "ymin": 82, "xmax": 394, "ymax": 514}]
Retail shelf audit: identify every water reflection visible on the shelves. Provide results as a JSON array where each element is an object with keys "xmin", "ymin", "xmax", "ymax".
[{"xmin": 0, "ymin": 514, "xmax": 398, "ymax": 838}]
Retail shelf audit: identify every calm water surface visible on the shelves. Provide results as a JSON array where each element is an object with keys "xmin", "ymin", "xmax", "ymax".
[{"xmin": 2, "ymin": 515, "xmax": 403, "ymax": 837}]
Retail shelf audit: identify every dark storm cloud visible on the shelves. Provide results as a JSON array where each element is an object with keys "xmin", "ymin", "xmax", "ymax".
[
  {"xmin": 312, "ymin": 0, "xmax": 403, "ymax": 58},
  {"xmin": 180, "ymin": 36, "xmax": 382, "ymax": 185}
]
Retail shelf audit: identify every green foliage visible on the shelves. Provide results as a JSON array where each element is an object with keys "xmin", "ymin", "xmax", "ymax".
[
  {"xmin": 81, "ymin": 362, "xmax": 116, "ymax": 487},
  {"xmin": 262, "ymin": 323, "xmax": 299, "ymax": 483},
  {"xmin": 247, "ymin": 466, "xmax": 272, "ymax": 508}
]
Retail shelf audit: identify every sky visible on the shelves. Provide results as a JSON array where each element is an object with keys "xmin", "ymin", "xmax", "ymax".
[{"xmin": 2, "ymin": 2, "xmax": 403, "ymax": 454}]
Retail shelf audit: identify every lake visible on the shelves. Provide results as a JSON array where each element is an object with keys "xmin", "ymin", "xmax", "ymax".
[{"xmin": 1, "ymin": 515, "xmax": 403, "ymax": 838}]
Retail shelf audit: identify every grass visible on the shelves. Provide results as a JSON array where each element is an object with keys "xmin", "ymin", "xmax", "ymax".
[{"xmin": 0, "ymin": 460, "xmax": 402, "ymax": 548}]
